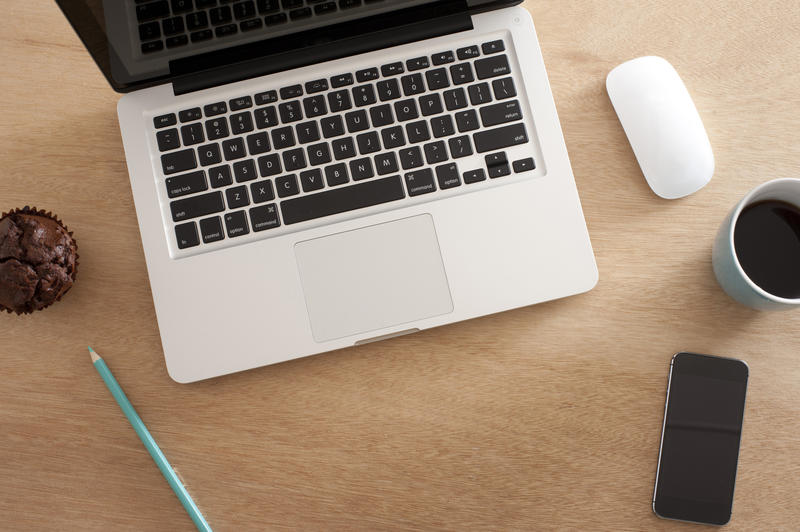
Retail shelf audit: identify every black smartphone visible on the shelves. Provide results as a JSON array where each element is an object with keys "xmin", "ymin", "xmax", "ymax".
[{"xmin": 653, "ymin": 352, "xmax": 749, "ymax": 525}]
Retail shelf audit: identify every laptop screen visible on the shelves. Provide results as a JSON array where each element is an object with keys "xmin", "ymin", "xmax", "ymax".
[{"xmin": 57, "ymin": 0, "xmax": 517, "ymax": 93}]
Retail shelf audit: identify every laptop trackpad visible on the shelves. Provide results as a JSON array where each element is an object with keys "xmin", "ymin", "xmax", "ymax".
[{"xmin": 295, "ymin": 214, "xmax": 454, "ymax": 343}]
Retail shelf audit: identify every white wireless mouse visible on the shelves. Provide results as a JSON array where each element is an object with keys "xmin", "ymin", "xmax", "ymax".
[{"xmin": 606, "ymin": 56, "xmax": 714, "ymax": 199}]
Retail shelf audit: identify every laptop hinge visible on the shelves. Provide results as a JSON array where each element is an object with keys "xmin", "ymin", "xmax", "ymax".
[{"xmin": 171, "ymin": 0, "xmax": 472, "ymax": 95}]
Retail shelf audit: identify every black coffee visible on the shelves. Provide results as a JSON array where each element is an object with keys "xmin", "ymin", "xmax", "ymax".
[{"xmin": 733, "ymin": 200, "xmax": 800, "ymax": 299}]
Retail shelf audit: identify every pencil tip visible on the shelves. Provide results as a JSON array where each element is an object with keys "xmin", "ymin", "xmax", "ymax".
[{"xmin": 88, "ymin": 346, "xmax": 100, "ymax": 362}]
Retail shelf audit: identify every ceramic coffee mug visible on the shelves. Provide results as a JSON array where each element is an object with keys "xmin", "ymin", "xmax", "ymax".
[{"xmin": 712, "ymin": 178, "xmax": 800, "ymax": 310}]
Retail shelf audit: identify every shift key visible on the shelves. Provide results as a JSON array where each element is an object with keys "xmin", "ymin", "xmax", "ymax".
[
  {"xmin": 171, "ymin": 191, "xmax": 224, "ymax": 222},
  {"xmin": 480, "ymin": 99, "xmax": 522, "ymax": 127},
  {"xmin": 473, "ymin": 123, "xmax": 528, "ymax": 153}
]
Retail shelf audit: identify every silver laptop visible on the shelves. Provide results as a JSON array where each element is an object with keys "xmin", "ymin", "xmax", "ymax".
[{"xmin": 59, "ymin": 0, "xmax": 597, "ymax": 382}]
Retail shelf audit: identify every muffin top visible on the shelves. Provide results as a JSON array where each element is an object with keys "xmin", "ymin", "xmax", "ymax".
[{"xmin": 0, "ymin": 209, "xmax": 78, "ymax": 314}]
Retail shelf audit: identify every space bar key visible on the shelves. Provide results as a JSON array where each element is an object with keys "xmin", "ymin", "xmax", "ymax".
[{"xmin": 280, "ymin": 175, "xmax": 406, "ymax": 225}]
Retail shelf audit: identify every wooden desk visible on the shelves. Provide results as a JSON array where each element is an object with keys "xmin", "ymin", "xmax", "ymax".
[{"xmin": 2, "ymin": 1, "xmax": 798, "ymax": 529}]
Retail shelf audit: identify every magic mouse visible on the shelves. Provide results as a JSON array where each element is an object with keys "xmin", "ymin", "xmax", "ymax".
[{"xmin": 606, "ymin": 56, "xmax": 714, "ymax": 199}]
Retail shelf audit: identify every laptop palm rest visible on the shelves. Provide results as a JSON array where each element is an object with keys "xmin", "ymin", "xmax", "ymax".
[{"xmin": 294, "ymin": 214, "xmax": 454, "ymax": 343}]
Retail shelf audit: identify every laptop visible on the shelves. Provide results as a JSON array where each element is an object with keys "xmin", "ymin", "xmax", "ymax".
[{"xmin": 57, "ymin": 0, "xmax": 597, "ymax": 383}]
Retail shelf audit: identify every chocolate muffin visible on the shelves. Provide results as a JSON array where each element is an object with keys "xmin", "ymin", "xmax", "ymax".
[{"xmin": 0, "ymin": 207, "xmax": 78, "ymax": 314}]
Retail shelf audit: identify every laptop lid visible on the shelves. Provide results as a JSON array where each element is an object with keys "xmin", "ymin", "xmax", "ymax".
[{"xmin": 56, "ymin": 0, "xmax": 521, "ymax": 94}]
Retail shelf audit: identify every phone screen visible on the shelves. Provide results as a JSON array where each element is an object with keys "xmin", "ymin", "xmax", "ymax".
[{"xmin": 653, "ymin": 352, "xmax": 748, "ymax": 525}]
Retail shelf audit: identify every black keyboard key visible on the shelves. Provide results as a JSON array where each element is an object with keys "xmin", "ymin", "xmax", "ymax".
[
  {"xmin": 162, "ymin": 148, "xmax": 197, "ymax": 174},
  {"xmin": 136, "ymin": 1, "xmax": 169, "ymax": 22},
  {"xmin": 406, "ymin": 56, "xmax": 429, "ymax": 71},
  {"xmin": 356, "ymin": 67, "xmax": 379, "ymax": 83},
  {"xmin": 370, "ymin": 104, "xmax": 394, "ymax": 127},
  {"xmin": 457, "ymin": 45, "xmax": 480, "ymax": 60},
  {"xmin": 265, "ymin": 12, "xmax": 288, "ymax": 25},
  {"xmin": 139, "ymin": 22, "xmax": 161, "ymax": 41},
  {"xmin": 401, "ymin": 73, "xmax": 425, "ymax": 96},
  {"xmin": 352, "ymin": 84, "xmax": 377, "ymax": 107},
  {"xmin": 374, "ymin": 152, "xmax": 399, "ymax": 175},
  {"xmin": 463, "ymin": 168, "xmax": 486, "ymax": 184},
  {"xmin": 381, "ymin": 126, "xmax": 405, "ymax": 149},
  {"xmin": 406, "ymin": 120, "xmax": 430, "ymax": 144},
  {"xmin": 225, "ymin": 210, "xmax": 249, "ymax": 238},
  {"xmin": 186, "ymin": 11, "xmax": 209, "ymax": 30},
  {"xmin": 166, "ymin": 170, "xmax": 208, "ymax": 198},
  {"xmin": 230, "ymin": 96, "xmax": 253, "ymax": 110},
  {"xmin": 474, "ymin": 123, "xmax": 528, "ymax": 153},
  {"xmin": 198, "ymin": 143, "xmax": 222, "ymax": 165},
  {"xmin": 281, "ymin": 175, "xmax": 405, "ymax": 225},
  {"xmin": 190, "ymin": 29, "xmax": 213, "ymax": 42},
  {"xmin": 258, "ymin": 153, "xmax": 282, "ymax": 177},
  {"xmin": 339, "ymin": 0, "xmax": 360, "ymax": 9},
  {"xmin": 448, "ymin": 135, "xmax": 473, "ymax": 158},
  {"xmin": 255, "ymin": 90, "xmax": 278, "ymax": 105},
  {"xmin": 475, "ymin": 55, "xmax": 510, "ymax": 80},
  {"xmin": 250, "ymin": 204, "xmax": 281, "ymax": 231},
  {"xmin": 154, "ymin": 113, "xmax": 177, "ymax": 129},
  {"xmin": 233, "ymin": 159, "xmax": 257, "ymax": 182},
  {"xmin": 332, "ymin": 137, "xmax": 356, "ymax": 160},
  {"xmin": 482, "ymin": 40, "xmax": 505, "ymax": 55},
  {"xmin": 279, "ymin": 101, "xmax": 303, "ymax": 123},
  {"xmin": 327, "ymin": 89, "xmax": 352, "ymax": 113},
  {"xmin": 331, "ymin": 73, "xmax": 354, "ymax": 88},
  {"xmin": 350, "ymin": 157, "xmax": 374, "ymax": 181},
  {"xmin": 280, "ymin": 84, "xmax": 303, "ymax": 99},
  {"xmin": 283, "ymin": 148, "xmax": 307, "ymax": 171},
  {"xmin": 432, "ymin": 51, "xmax": 455, "ymax": 65},
  {"xmin": 257, "ymin": 0, "xmax": 279, "ymax": 12},
  {"xmin": 376, "ymin": 79, "xmax": 401, "ymax": 102},
  {"xmin": 488, "ymin": 163, "xmax": 511, "ymax": 179},
  {"xmin": 209, "ymin": 165, "xmax": 233, "ymax": 188},
  {"xmin": 271, "ymin": 126, "xmax": 296, "ymax": 149},
  {"xmin": 480, "ymin": 99, "xmax": 522, "ymax": 127},
  {"xmin": 424, "ymin": 141, "xmax": 447, "ymax": 164},
  {"xmin": 303, "ymin": 96, "xmax": 327, "ymax": 118},
  {"xmin": 356, "ymin": 131, "xmax": 381, "ymax": 155},
  {"xmin": 222, "ymin": 138, "xmax": 246, "ymax": 160},
  {"xmin": 325, "ymin": 163, "xmax": 349, "ymax": 186},
  {"xmin": 210, "ymin": 5, "xmax": 233, "ymax": 24},
  {"xmin": 307, "ymin": 142, "xmax": 332, "ymax": 166},
  {"xmin": 156, "ymin": 128, "xmax": 181, "ymax": 151},
  {"xmin": 345, "ymin": 110, "xmax": 369, "ymax": 133},
  {"xmin": 226, "ymin": 185, "xmax": 250, "ymax": 208},
  {"xmin": 290, "ymin": 7, "xmax": 312, "ymax": 19},
  {"xmin": 418, "ymin": 94, "xmax": 443, "ymax": 117},
  {"xmin": 513, "ymin": 157, "xmax": 536, "ymax": 173},
  {"xmin": 492, "ymin": 77, "xmax": 517, "ymax": 100},
  {"xmin": 430, "ymin": 115, "xmax": 455, "ymax": 138},
  {"xmin": 250, "ymin": 180, "xmax": 275, "ymax": 203},
  {"xmin": 485, "ymin": 151, "xmax": 507, "ymax": 167},
  {"xmin": 305, "ymin": 78, "xmax": 329, "ymax": 94},
  {"xmin": 455, "ymin": 109, "xmax": 480, "ymax": 132},
  {"xmin": 321, "ymin": 115, "xmax": 345, "ymax": 138},
  {"xmin": 163, "ymin": 19, "xmax": 186, "ymax": 38},
  {"xmin": 394, "ymin": 99, "xmax": 419, "ymax": 122},
  {"xmin": 468, "ymin": 82, "xmax": 492, "ymax": 106},
  {"xmin": 444, "ymin": 88, "xmax": 467, "ymax": 110},
  {"xmin": 205, "ymin": 117, "xmax": 229, "ymax": 140},
  {"xmin": 204, "ymin": 102, "xmax": 227, "ymax": 117},
  {"xmin": 296, "ymin": 121, "xmax": 320, "ymax": 144},
  {"xmin": 246, "ymin": 132, "xmax": 270, "ymax": 155},
  {"xmin": 275, "ymin": 174, "xmax": 300, "ymax": 197},
  {"xmin": 171, "ymin": 0, "xmax": 194, "ymax": 14},
  {"xmin": 230, "ymin": 112, "xmax": 254, "ymax": 134},
  {"xmin": 254, "ymin": 106, "xmax": 278, "ymax": 129},
  {"xmin": 399, "ymin": 146, "xmax": 423, "ymax": 170},
  {"xmin": 425, "ymin": 68, "xmax": 450, "ymax": 91},
  {"xmin": 381, "ymin": 62, "xmax": 404, "ymax": 77},
  {"xmin": 175, "ymin": 222, "xmax": 200, "ymax": 249},
  {"xmin": 450, "ymin": 63, "xmax": 474, "ymax": 85},
  {"xmin": 141, "ymin": 40, "xmax": 164, "ymax": 54},
  {"xmin": 166, "ymin": 35, "xmax": 189, "ymax": 48},
  {"xmin": 436, "ymin": 163, "xmax": 460, "ymax": 189},
  {"xmin": 170, "ymin": 191, "xmax": 224, "ymax": 221},
  {"xmin": 240, "ymin": 18, "xmax": 263, "ymax": 31},
  {"xmin": 405, "ymin": 169, "xmax": 436, "ymax": 196},
  {"xmin": 200, "ymin": 216, "xmax": 225, "ymax": 243},
  {"xmin": 233, "ymin": 0, "xmax": 256, "ymax": 19},
  {"xmin": 300, "ymin": 168, "xmax": 325, "ymax": 192}
]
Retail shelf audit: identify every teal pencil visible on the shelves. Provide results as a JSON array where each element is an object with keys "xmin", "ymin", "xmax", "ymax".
[{"xmin": 89, "ymin": 347, "xmax": 212, "ymax": 532}]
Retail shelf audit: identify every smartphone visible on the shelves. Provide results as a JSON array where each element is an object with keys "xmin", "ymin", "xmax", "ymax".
[{"xmin": 653, "ymin": 352, "xmax": 749, "ymax": 525}]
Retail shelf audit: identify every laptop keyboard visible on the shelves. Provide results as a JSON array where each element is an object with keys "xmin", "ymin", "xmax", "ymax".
[
  {"xmin": 135, "ymin": 0, "xmax": 388, "ymax": 54},
  {"xmin": 152, "ymin": 38, "xmax": 537, "ymax": 250}
]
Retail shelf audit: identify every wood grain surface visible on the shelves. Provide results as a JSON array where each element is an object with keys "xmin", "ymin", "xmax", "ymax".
[{"xmin": 1, "ymin": 1, "xmax": 799, "ymax": 530}]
